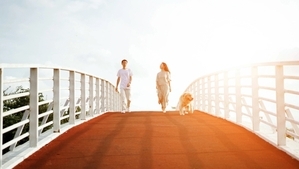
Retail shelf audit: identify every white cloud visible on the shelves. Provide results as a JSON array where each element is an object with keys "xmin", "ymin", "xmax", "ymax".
[
  {"xmin": 66, "ymin": 0, "xmax": 106, "ymax": 13},
  {"xmin": 27, "ymin": 0, "xmax": 56, "ymax": 8}
]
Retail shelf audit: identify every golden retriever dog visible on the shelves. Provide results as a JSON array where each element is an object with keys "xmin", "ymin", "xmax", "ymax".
[{"xmin": 178, "ymin": 93, "xmax": 194, "ymax": 115}]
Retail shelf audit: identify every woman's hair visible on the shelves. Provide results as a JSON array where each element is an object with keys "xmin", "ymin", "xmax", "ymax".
[{"xmin": 162, "ymin": 62, "xmax": 170, "ymax": 73}]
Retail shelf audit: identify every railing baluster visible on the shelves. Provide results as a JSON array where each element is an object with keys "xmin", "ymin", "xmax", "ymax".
[
  {"xmin": 0, "ymin": 68, "xmax": 3, "ymax": 166},
  {"xmin": 199, "ymin": 79, "xmax": 202, "ymax": 110},
  {"xmin": 203, "ymin": 78, "xmax": 205, "ymax": 111},
  {"xmin": 69, "ymin": 71, "xmax": 75, "ymax": 124},
  {"xmin": 113, "ymin": 86, "xmax": 117, "ymax": 111},
  {"xmin": 236, "ymin": 69, "xmax": 242, "ymax": 123},
  {"xmin": 89, "ymin": 76, "xmax": 94, "ymax": 117},
  {"xmin": 215, "ymin": 74, "xmax": 220, "ymax": 116},
  {"xmin": 208, "ymin": 76, "xmax": 211, "ymax": 113},
  {"xmin": 258, "ymin": 100, "xmax": 275, "ymax": 132},
  {"xmin": 251, "ymin": 66, "xmax": 260, "ymax": 131},
  {"xmin": 11, "ymin": 110, "xmax": 30, "ymax": 150},
  {"xmin": 53, "ymin": 68, "xmax": 61, "ymax": 132},
  {"xmin": 96, "ymin": 78, "xmax": 100, "ymax": 114},
  {"xmin": 109, "ymin": 82, "xmax": 111, "ymax": 111},
  {"xmin": 80, "ymin": 74, "xmax": 86, "ymax": 120},
  {"xmin": 29, "ymin": 67, "xmax": 39, "ymax": 146},
  {"xmin": 101, "ymin": 79, "xmax": 105, "ymax": 112},
  {"xmin": 107, "ymin": 83, "xmax": 109, "ymax": 111},
  {"xmin": 285, "ymin": 109, "xmax": 299, "ymax": 135},
  {"xmin": 276, "ymin": 65, "xmax": 286, "ymax": 146},
  {"xmin": 195, "ymin": 81, "xmax": 198, "ymax": 110},
  {"xmin": 223, "ymin": 71, "xmax": 229, "ymax": 119}
]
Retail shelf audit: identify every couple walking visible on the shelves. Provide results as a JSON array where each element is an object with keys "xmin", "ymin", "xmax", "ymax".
[{"xmin": 115, "ymin": 59, "xmax": 171, "ymax": 113}]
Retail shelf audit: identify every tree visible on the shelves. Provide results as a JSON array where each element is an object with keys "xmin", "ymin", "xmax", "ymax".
[
  {"xmin": 3, "ymin": 86, "xmax": 48, "ymax": 154},
  {"xmin": 3, "ymin": 85, "xmax": 83, "ymax": 154}
]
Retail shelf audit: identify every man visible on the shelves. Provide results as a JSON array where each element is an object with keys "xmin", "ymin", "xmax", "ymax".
[{"xmin": 115, "ymin": 59, "xmax": 133, "ymax": 113}]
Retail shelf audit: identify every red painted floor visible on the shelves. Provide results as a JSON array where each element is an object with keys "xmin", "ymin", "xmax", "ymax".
[{"xmin": 14, "ymin": 111, "xmax": 299, "ymax": 169}]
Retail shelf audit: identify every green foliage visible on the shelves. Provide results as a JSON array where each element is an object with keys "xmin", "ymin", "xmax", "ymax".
[
  {"xmin": 2, "ymin": 85, "xmax": 83, "ymax": 154},
  {"xmin": 2, "ymin": 86, "xmax": 48, "ymax": 154}
]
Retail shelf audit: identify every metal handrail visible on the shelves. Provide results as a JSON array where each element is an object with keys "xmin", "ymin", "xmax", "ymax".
[
  {"xmin": 177, "ymin": 61, "xmax": 299, "ymax": 160},
  {"xmin": 0, "ymin": 64, "xmax": 121, "ymax": 168}
]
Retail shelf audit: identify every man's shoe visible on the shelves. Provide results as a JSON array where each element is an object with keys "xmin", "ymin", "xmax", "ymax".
[
  {"xmin": 121, "ymin": 110, "xmax": 125, "ymax": 114},
  {"xmin": 127, "ymin": 107, "xmax": 131, "ymax": 112}
]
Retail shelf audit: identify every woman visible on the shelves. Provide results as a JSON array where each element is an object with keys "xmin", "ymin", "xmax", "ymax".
[{"xmin": 156, "ymin": 62, "xmax": 171, "ymax": 113}]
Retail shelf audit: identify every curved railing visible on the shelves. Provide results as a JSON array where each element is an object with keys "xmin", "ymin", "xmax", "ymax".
[
  {"xmin": 178, "ymin": 61, "xmax": 299, "ymax": 160},
  {"xmin": 0, "ymin": 64, "xmax": 121, "ymax": 168}
]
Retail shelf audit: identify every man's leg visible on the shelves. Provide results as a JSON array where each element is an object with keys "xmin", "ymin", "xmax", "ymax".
[
  {"xmin": 120, "ymin": 89, "xmax": 127, "ymax": 113},
  {"xmin": 125, "ymin": 89, "xmax": 131, "ymax": 112}
]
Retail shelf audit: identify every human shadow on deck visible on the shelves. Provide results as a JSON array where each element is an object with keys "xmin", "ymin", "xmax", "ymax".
[
  {"xmin": 85, "ymin": 113, "xmax": 129, "ymax": 168},
  {"xmin": 166, "ymin": 114, "xmax": 204, "ymax": 168},
  {"xmin": 139, "ymin": 113, "xmax": 153, "ymax": 168},
  {"xmin": 189, "ymin": 113, "xmax": 263, "ymax": 169}
]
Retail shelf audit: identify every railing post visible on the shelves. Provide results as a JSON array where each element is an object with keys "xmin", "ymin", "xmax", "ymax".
[
  {"xmin": 223, "ymin": 71, "xmax": 229, "ymax": 119},
  {"xmin": 89, "ymin": 76, "xmax": 94, "ymax": 117},
  {"xmin": 235, "ymin": 69, "xmax": 242, "ymax": 123},
  {"xmin": 208, "ymin": 76, "xmax": 212, "ymax": 114},
  {"xmin": 80, "ymin": 74, "xmax": 86, "ymax": 120},
  {"xmin": 111, "ymin": 84, "xmax": 113, "ymax": 111},
  {"xmin": 29, "ymin": 67, "xmax": 39, "ymax": 146},
  {"xmin": 202, "ymin": 78, "xmax": 206, "ymax": 111},
  {"xmin": 69, "ymin": 71, "xmax": 75, "ymax": 124},
  {"xmin": 111, "ymin": 85, "xmax": 113, "ymax": 111},
  {"xmin": 113, "ymin": 87, "xmax": 116, "ymax": 111},
  {"xmin": 276, "ymin": 65, "xmax": 286, "ymax": 146},
  {"xmin": 105, "ymin": 81, "xmax": 108, "ymax": 111},
  {"xmin": 194, "ymin": 81, "xmax": 198, "ymax": 110},
  {"xmin": 53, "ymin": 69, "xmax": 61, "ymax": 132},
  {"xmin": 251, "ymin": 66, "xmax": 260, "ymax": 131},
  {"xmin": 109, "ymin": 84, "xmax": 112, "ymax": 111},
  {"xmin": 115, "ymin": 90, "xmax": 118, "ymax": 111},
  {"xmin": 0, "ymin": 68, "xmax": 3, "ymax": 166},
  {"xmin": 198, "ymin": 79, "xmax": 201, "ymax": 110},
  {"xmin": 215, "ymin": 74, "xmax": 220, "ymax": 117},
  {"xmin": 101, "ymin": 79, "xmax": 105, "ymax": 112},
  {"xmin": 96, "ymin": 78, "xmax": 100, "ymax": 114}
]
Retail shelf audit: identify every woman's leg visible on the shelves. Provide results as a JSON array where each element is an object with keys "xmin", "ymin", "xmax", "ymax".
[
  {"xmin": 157, "ymin": 87, "xmax": 162, "ymax": 104},
  {"xmin": 161, "ymin": 85, "xmax": 169, "ymax": 112}
]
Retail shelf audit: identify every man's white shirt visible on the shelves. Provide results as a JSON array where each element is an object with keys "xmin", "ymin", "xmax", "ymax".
[{"xmin": 117, "ymin": 68, "xmax": 133, "ymax": 89}]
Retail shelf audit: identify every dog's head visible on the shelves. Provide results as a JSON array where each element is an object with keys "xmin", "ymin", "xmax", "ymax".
[
  {"xmin": 181, "ymin": 93, "xmax": 193, "ymax": 106},
  {"xmin": 183, "ymin": 93, "xmax": 193, "ymax": 102}
]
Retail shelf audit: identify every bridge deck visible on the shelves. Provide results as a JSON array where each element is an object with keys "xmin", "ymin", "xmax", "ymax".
[{"xmin": 14, "ymin": 111, "xmax": 299, "ymax": 169}]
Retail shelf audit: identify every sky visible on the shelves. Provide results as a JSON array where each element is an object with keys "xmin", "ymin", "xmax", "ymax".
[{"xmin": 1, "ymin": 0, "xmax": 299, "ymax": 111}]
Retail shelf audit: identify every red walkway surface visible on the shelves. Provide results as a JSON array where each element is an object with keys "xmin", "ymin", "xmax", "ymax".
[{"xmin": 14, "ymin": 111, "xmax": 299, "ymax": 169}]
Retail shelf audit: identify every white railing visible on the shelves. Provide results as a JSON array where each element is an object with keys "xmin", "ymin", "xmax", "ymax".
[
  {"xmin": 0, "ymin": 64, "xmax": 121, "ymax": 169},
  {"xmin": 178, "ymin": 61, "xmax": 299, "ymax": 160}
]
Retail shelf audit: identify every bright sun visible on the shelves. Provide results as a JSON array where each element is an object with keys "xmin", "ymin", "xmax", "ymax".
[
  {"xmin": 204, "ymin": 22, "xmax": 269, "ymax": 69},
  {"xmin": 150, "ymin": 0, "xmax": 285, "ymax": 71}
]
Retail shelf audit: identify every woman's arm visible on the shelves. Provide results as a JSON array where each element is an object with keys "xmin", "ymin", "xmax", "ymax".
[{"xmin": 168, "ymin": 72, "xmax": 171, "ymax": 92}]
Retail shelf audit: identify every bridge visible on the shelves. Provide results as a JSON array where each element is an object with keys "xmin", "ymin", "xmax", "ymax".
[{"xmin": 1, "ymin": 61, "xmax": 299, "ymax": 169}]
